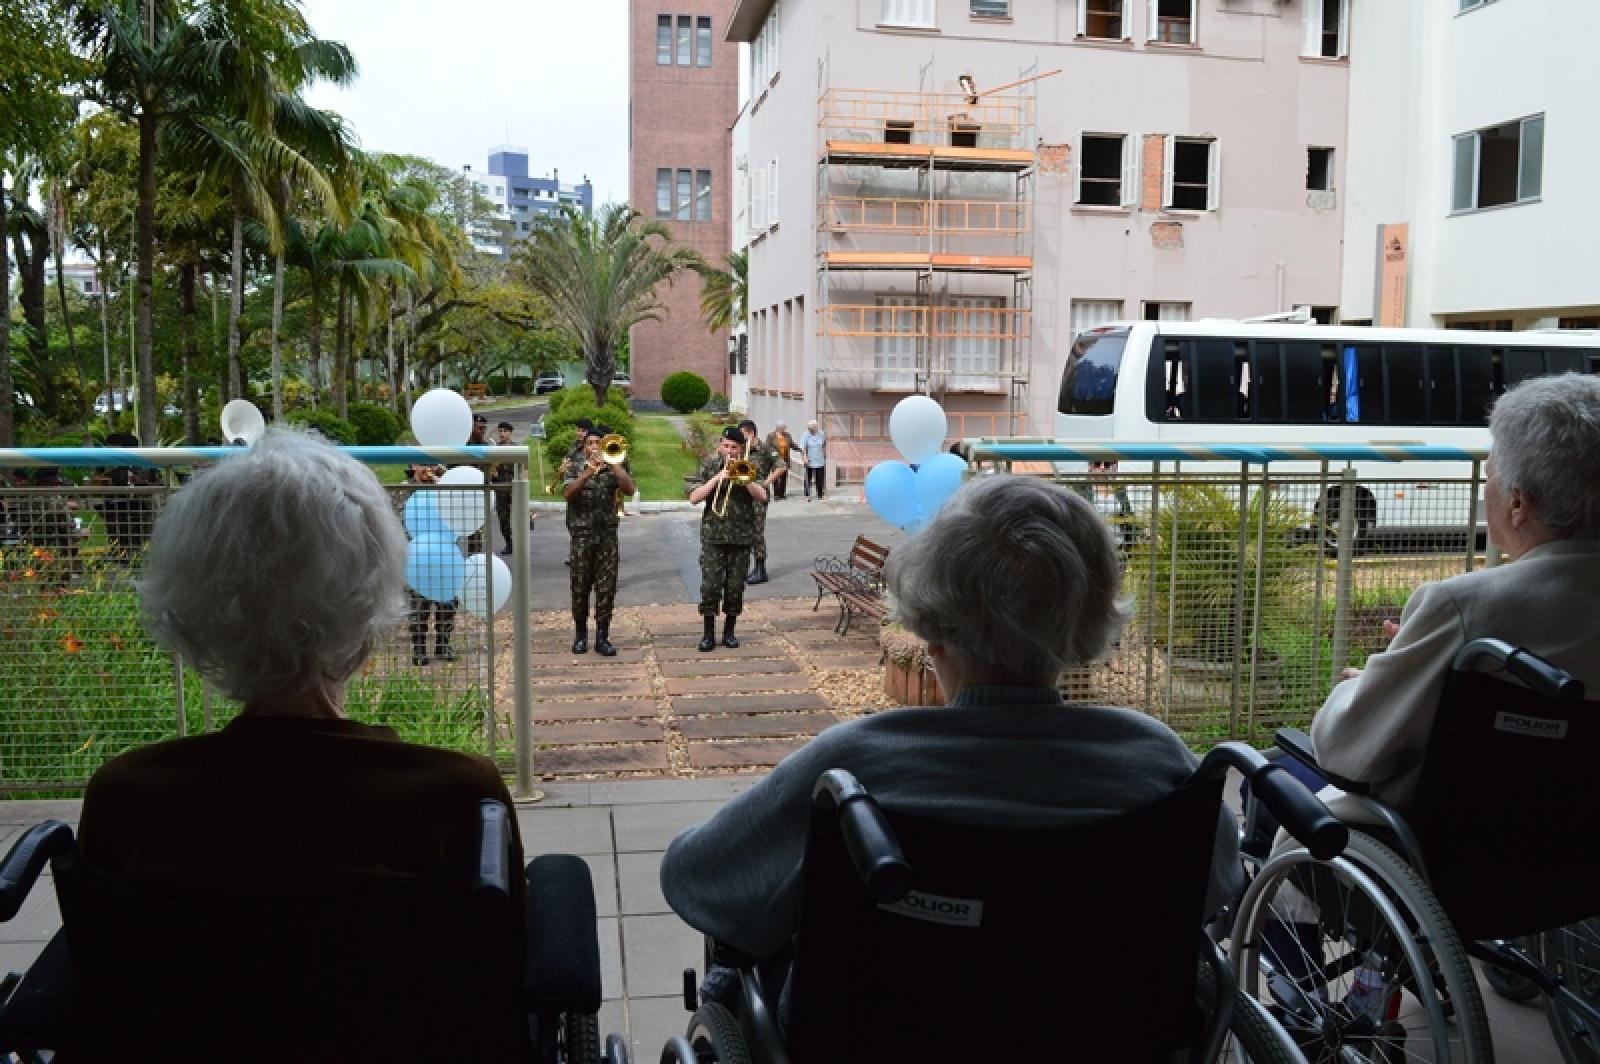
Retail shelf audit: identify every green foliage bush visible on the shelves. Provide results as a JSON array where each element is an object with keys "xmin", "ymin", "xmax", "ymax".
[
  {"xmin": 661, "ymin": 371, "xmax": 711, "ymax": 414},
  {"xmin": 546, "ymin": 389, "xmax": 568, "ymax": 414},
  {"xmin": 346, "ymin": 403, "xmax": 403, "ymax": 446},
  {"xmin": 683, "ymin": 412, "xmax": 721, "ymax": 460},
  {"xmin": 540, "ymin": 386, "xmax": 636, "ymax": 474},
  {"xmin": 287, "ymin": 409, "xmax": 359, "ymax": 446}
]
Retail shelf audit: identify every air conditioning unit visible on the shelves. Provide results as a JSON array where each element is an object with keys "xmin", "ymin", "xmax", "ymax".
[{"xmin": 736, "ymin": 154, "xmax": 749, "ymax": 171}]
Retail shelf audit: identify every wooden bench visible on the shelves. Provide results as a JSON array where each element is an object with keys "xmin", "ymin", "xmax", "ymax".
[
  {"xmin": 811, "ymin": 536, "xmax": 890, "ymax": 635},
  {"xmin": 463, "ymin": 382, "xmax": 488, "ymax": 400}
]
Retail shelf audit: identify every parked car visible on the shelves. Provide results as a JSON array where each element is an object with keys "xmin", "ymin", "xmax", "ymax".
[
  {"xmin": 611, "ymin": 374, "xmax": 631, "ymax": 396},
  {"xmin": 534, "ymin": 374, "xmax": 564, "ymax": 395}
]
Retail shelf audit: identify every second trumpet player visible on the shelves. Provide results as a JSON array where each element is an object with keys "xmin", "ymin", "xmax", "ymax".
[
  {"xmin": 563, "ymin": 425, "xmax": 635, "ymax": 656},
  {"xmin": 687, "ymin": 426, "xmax": 768, "ymax": 652}
]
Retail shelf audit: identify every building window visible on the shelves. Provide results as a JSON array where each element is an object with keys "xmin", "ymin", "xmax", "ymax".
[
  {"xmin": 1452, "ymin": 115, "xmax": 1543, "ymax": 212},
  {"xmin": 881, "ymin": 0, "xmax": 935, "ymax": 28},
  {"xmin": 676, "ymin": 169, "xmax": 692, "ymax": 221},
  {"xmin": 1150, "ymin": 0, "xmax": 1194, "ymax": 45},
  {"xmin": 1164, "ymin": 137, "xmax": 1218, "ymax": 211},
  {"xmin": 1077, "ymin": 133, "xmax": 1132, "ymax": 207},
  {"xmin": 655, "ymin": 169, "xmax": 672, "ymax": 218},
  {"xmin": 1307, "ymin": 146, "xmax": 1334, "ymax": 191},
  {"xmin": 1070, "ymin": 299, "xmax": 1124, "ymax": 341},
  {"xmin": 945, "ymin": 297, "xmax": 1004, "ymax": 391},
  {"xmin": 696, "ymin": 16, "xmax": 712, "ymax": 66},
  {"xmin": 1079, "ymin": 0, "xmax": 1125, "ymax": 39},
  {"xmin": 874, "ymin": 296, "xmax": 921, "ymax": 391},
  {"xmin": 752, "ymin": 4, "xmax": 781, "ymax": 85},
  {"xmin": 695, "ymin": 170, "xmax": 712, "ymax": 222},
  {"xmin": 1303, "ymin": 0, "xmax": 1348, "ymax": 58},
  {"xmin": 1143, "ymin": 301, "xmax": 1190, "ymax": 321},
  {"xmin": 971, "ymin": 0, "xmax": 1010, "ymax": 18},
  {"xmin": 1459, "ymin": 0, "xmax": 1496, "ymax": 11},
  {"xmin": 656, "ymin": 15, "xmax": 672, "ymax": 64},
  {"xmin": 676, "ymin": 15, "xmax": 692, "ymax": 65},
  {"xmin": 766, "ymin": 158, "xmax": 780, "ymax": 227}
]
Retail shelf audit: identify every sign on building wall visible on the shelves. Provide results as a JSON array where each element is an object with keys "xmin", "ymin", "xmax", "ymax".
[{"xmin": 1376, "ymin": 223, "xmax": 1409, "ymax": 327}]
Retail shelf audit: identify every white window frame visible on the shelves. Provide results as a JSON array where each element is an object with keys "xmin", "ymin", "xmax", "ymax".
[
  {"xmin": 1451, "ymin": 114, "xmax": 1544, "ymax": 213},
  {"xmin": 752, "ymin": 168, "xmax": 768, "ymax": 231},
  {"xmin": 1069, "ymin": 299, "xmax": 1124, "ymax": 343},
  {"xmin": 1077, "ymin": 0, "xmax": 1128, "ymax": 40},
  {"xmin": 945, "ymin": 296, "xmax": 1004, "ymax": 392},
  {"xmin": 1459, "ymin": 0, "xmax": 1496, "ymax": 12},
  {"xmin": 1302, "ymin": 0, "xmax": 1349, "ymax": 59},
  {"xmin": 874, "ymin": 295, "xmax": 921, "ymax": 391},
  {"xmin": 1147, "ymin": 0, "xmax": 1195, "ymax": 45},
  {"xmin": 881, "ymin": 0, "xmax": 936, "ymax": 29},
  {"xmin": 695, "ymin": 16, "xmax": 712, "ymax": 67},
  {"xmin": 1075, "ymin": 131, "xmax": 1137, "ymax": 208},
  {"xmin": 656, "ymin": 14, "xmax": 673, "ymax": 65},
  {"xmin": 970, "ymin": 0, "xmax": 1010, "ymax": 19},
  {"xmin": 1162, "ymin": 135, "xmax": 1220, "ymax": 212},
  {"xmin": 767, "ymin": 157, "xmax": 780, "ymax": 230}
]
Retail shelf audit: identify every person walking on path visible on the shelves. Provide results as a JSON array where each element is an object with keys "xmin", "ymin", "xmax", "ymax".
[
  {"xmin": 491, "ymin": 421, "xmax": 517, "ymax": 556},
  {"xmin": 764, "ymin": 420, "xmax": 799, "ymax": 501},
  {"xmin": 564, "ymin": 426, "xmax": 634, "ymax": 656},
  {"xmin": 740, "ymin": 419, "xmax": 781, "ymax": 585},
  {"xmin": 687, "ymin": 426, "xmax": 768, "ymax": 651},
  {"xmin": 798, "ymin": 419, "xmax": 827, "ymax": 501}
]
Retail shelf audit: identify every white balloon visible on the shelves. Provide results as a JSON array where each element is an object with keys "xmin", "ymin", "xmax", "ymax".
[
  {"xmin": 460, "ymin": 553, "xmax": 513, "ymax": 619},
  {"xmin": 410, "ymin": 388, "xmax": 472, "ymax": 447},
  {"xmin": 434, "ymin": 465, "xmax": 486, "ymax": 537},
  {"xmin": 219, "ymin": 399, "xmax": 265, "ymax": 444},
  {"xmin": 889, "ymin": 395, "xmax": 948, "ymax": 465}
]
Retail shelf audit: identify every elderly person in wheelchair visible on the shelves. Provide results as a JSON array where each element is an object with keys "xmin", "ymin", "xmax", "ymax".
[
  {"xmin": 1239, "ymin": 372, "xmax": 1600, "ymax": 1063},
  {"xmin": 658, "ymin": 475, "xmax": 1344, "ymax": 1062},
  {"xmin": 0, "ymin": 429, "xmax": 603, "ymax": 1061}
]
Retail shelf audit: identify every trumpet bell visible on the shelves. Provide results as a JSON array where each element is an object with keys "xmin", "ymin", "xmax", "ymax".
[
  {"xmin": 726, "ymin": 459, "xmax": 758, "ymax": 485},
  {"xmin": 600, "ymin": 433, "xmax": 628, "ymax": 465}
]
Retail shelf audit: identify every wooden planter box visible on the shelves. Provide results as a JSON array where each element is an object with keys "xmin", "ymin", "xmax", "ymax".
[{"xmin": 883, "ymin": 656, "xmax": 942, "ymax": 706}]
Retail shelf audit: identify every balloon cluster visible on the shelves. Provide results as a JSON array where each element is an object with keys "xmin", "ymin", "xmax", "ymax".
[
  {"xmin": 404, "ymin": 388, "xmax": 513, "ymax": 618},
  {"xmin": 864, "ymin": 396, "xmax": 966, "ymax": 535}
]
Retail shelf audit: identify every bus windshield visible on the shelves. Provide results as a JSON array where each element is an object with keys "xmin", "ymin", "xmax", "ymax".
[{"xmin": 1058, "ymin": 328, "xmax": 1129, "ymax": 416}]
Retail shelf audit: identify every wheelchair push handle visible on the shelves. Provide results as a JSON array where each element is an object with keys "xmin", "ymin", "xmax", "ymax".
[
  {"xmin": 1250, "ymin": 762, "xmax": 1347, "ymax": 862},
  {"xmin": 812, "ymin": 769, "xmax": 914, "ymax": 904},
  {"xmin": 0, "ymin": 820, "xmax": 75, "ymax": 921},
  {"xmin": 1454, "ymin": 638, "xmax": 1586, "ymax": 704}
]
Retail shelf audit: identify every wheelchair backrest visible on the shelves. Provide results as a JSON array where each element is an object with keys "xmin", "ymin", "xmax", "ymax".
[
  {"xmin": 52, "ymin": 836, "xmax": 525, "ymax": 1059},
  {"xmin": 784, "ymin": 779, "xmax": 1222, "ymax": 1062},
  {"xmin": 1412, "ymin": 668, "xmax": 1600, "ymax": 940}
]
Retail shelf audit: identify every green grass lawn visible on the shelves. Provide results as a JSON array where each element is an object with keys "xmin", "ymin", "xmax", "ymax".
[{"xmin": 630, "ymin": 414, "xmax": 701, "ymax": 501}]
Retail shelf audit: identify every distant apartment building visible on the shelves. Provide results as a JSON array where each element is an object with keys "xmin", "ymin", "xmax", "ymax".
[
  {"xmin": 726, "ymin": 0, "xmax": 1350, "ymax": 483},
  {"xmin": 1340, "ymin": 1, "xmax": 1600, "ymax": 330},
  {"xmin": 462, "ymin": 147, "xmax": 594, "ymax": 259},
  {"xmin": 628, "ymin": 0, "xmax": 739, "ymax": 409},
  {"xmin": 43, "ymin": 260, "xmax": 105, "ymax": 297}
]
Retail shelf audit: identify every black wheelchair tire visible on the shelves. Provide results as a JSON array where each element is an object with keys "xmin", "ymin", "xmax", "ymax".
[
  {"xmin": 686, "ymin": 1001, "xmax": 750, "ymax": 1064},
  {"xmin": 1543, "ymin": 918, "xmax": 1600, "ymax": 1064},
  {"xmin": 562, "ymin": 1010, "xmax": 603, "ymax": 1064},
  {"xmin": 1480, "ymin": 939, "xmax": 1542, "ymax": 1005},
  {"xmin": 1198, "ymin": 957, "xmax": 1300, "ymax": 1062}
]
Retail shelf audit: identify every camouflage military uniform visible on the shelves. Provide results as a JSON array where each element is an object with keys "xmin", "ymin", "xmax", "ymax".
[
  {"xmin": 491, "ymin": 455, "xmax": 516, "ymax": 550},
  {"xmin": 692, "ymin": 456, "xmax": 759, "ymax": 618},
  {"xmin": 745, "ymin": 439, "xmax": 778, "ymax": 564},
  {"xmin": 565, "ymin": 458, "xmax": 623, "ymax": 629}
]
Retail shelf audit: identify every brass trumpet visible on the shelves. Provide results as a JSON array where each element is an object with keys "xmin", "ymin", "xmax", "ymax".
[
  {"xmin": 711, "ymin": 442, "xmax": 759, "ymax": 519},
  {"xmin": 599, "ymin": 433, "xmax": 628, "ymax": 465}
]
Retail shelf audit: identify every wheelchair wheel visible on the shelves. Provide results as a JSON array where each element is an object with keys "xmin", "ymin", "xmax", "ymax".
[
  {"xmin": 1232, "ymin": 832, "xmax": 1492, "ymax": 1063},
  {"xmin": 562, "ymin": 1010, "xmax": 602, "ymax": 1064},
  {"xmin": 684, "ymin": 1002, "xmax": 750, "ymax": 1064},
  {"xmin": 1480, "ymin": 938, "xmax": 1542, "ymax": 1005},
  {"xmin": 1198, "ymin": 953, "xmax": 1301, "ymax": 1063},
  {"xmin": 1544, "ymin": 918, "xmax": 1600, "ymax": 1064}
]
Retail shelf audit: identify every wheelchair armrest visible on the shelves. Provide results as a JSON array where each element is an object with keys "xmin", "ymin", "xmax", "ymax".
[
  {"xmin": 812, "ymin": 770, "xmax": 914, "ymax": 904},
  {"xmin": 1274, "ymin": 728, "xmax": 1369, "ymax": 796},
  {"xmin": 524, "ymin": 854, "xmax": 602, "ymax": 1013},
  {"xmin": 473, "ymin": 799, "xmax": 511, "ymax": 912},
  {"xmin": 0, "ymin": 821, "xmax": 74, "ymax": 922}
]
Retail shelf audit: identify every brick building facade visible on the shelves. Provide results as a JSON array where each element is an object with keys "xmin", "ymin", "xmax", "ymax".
[{"xmin": 628, "ymin": 0, "xmax": 738, "ymax": 408}]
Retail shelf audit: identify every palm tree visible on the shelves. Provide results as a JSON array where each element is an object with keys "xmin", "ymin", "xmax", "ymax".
[
  {"xmin": 514, "ymin": 204, "xmax": 703, "ymax": 405},
  {"xmin": 695, "ymin": 249, "xmax": 747, "ymax": 333}
]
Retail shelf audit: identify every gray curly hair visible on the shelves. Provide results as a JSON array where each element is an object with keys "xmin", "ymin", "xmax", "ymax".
[
  {"xmin": 1489, "ymin": 373, "xmax": 1600, "ymax": 540},
  {"xmin": 138, "ymin": 428, "xmax": 409, "ymax": 704}
]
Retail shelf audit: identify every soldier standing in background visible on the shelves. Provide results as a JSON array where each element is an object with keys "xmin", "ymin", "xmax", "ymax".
[
  {"xmin": 739, "ymin": 419, "xmax": 779, "ymax": 585},
  {"xmin": 563, "ymin": 426, "xmax": 634, "ymax": 656},
  {"xmin": 687, "ymin": 426, "xmax": 767, "ymax": 651},
  {"xmin": 491, "ymin": 421, "xmax": 516, "ymax": 556}
]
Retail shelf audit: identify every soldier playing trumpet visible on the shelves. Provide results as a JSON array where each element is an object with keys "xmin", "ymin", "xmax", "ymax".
[
  {"xmin": 563, "ymin": 426, "xmax": 634, "ymax": 656},
  {"xmin": 687, "ymin": 426, "xmax": 768, "ymax": 652}
]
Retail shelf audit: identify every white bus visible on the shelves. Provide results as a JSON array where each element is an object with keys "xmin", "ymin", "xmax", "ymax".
[{"xmin": 1053, "ymin": 320, "xmax": 1600, "ymax": 542}]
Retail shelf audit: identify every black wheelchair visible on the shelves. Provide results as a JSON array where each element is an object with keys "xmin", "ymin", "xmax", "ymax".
[
  {"xmin": 1231, "ymin": 638, "xmax": 1600, "ymax": 1063},
  {"xmin": 660, "ymin": 744, "xmax": 1347, "ymax": 1063},
  {"xmin": 0, "ymin": 799, "xmax": 615, "ymax": 1063}
]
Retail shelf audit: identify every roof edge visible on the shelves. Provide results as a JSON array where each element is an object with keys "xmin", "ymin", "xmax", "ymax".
[{"xmin": 725, "ymin": 0, "xmax": 775, "ymax": 42}]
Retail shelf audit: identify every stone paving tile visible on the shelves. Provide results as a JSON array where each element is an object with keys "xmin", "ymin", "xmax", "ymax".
[
  {"xmin": 616, "ymin": 851, "xmax": 669, "ymax": 916},
  {"xmin": 663, "ymin": 674, "xmax": 813, "ymax": 697},
  {"xmin": 527, "ymin": 677, "xmax": 655, "ymax": 699},
  {"xmin": 668, "ymin": 692, "xmax": 831, "ymax": 713},
  {"xmin": 686, "ymin": 738, "xmax": 813, "ymax": 769},
  {"xmin": 611, "ymin": 800, "xmax": 730, "ymax": 851},
  {"xmin": 625, "ymin": 996, "xmax": 690, "ymax": 1064},
  {"xmin": 808, "ymin": 654, "xmax": 884, "ymax": 670},
  {"xmin": 537, "ymin": 745, "xmax": 672, "ymax": 776},
  {"xmin": 621, "ymin": 914, "xmax": 704, "ymax": 998},
  {"xmin": 653, "ymin": 642, "xmax": 797, "ymax": 661},
  {"xmin": 535, "ymin": 720, "xmax": 666, "ymax": 746},
  {"xmin": 530, "ymin": 649, "xmax": 648, "ymax": 665},
  {"xmin": 531, "ymin": 699, "xmax": 662, "ymax": 722},
  {"xmin": 676, "ymin": 712, "xmax": 840, "ymax": 740},
  {"xmin": 656, "ymin": 657, "xmax": 798, "ymax": 678},
  {"xmin": 515, "ymin": 806, "xmax": 614, "ymax": 856}
]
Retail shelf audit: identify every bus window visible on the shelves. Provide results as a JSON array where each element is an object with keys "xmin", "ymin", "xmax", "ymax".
[
  {"xmin": 1548, "ymin": 349, "xmax": 1586, "ymax": 376},
  {"xmin": 1253, "ymin": 343, "xmax": 1284, "ymax": 422},
  {"xmin": 1283, "ymin": 342, "xmax": 1324, "ymax": 422},
  {"xmin": 1058, "ymin": 328, "xmax": 1129, "ymax": 416},
  {"xmin": 1385, "ymin": 344, "xmax": 1426, "ymax": 424},
  {"xmin": 1352, "ymin": 345, "xmax": 1384, "ymax": 423},
  {"xmin": 1459, "ymin": 348, "xmax": 1496, "ymax": 426},
  {"xmin": 1425, "ymin": 346, "xmax": 1460, "ymax": 424},
  {"xmin": 1320, "ymin": 345, "xmax": 1345, "ymax": 422},
  {"xmin": 1234, "ymin": 344, "xmax": 1252, "ymax": 420},
  {"xmin": 1505, "ymin": 348, "xmax": 1547, "ymax": 389},
  {"xmin": 1589, "ymin": 351, "xmax": 1600, "ymax": 376},
  {"xmin": 1158, "ymin": 341, "xmax": 1189, "ymax": 420},
  {"xmin": 1190, "ymin": 339, "xmax": 1240, "ymax": 421}
]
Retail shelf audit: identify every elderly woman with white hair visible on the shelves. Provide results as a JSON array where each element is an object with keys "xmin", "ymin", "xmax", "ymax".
[
  {"xmin": 1309, "ymin": 372, "xmax": 1600, "ymax": 813},
  {"xmin": 660, "ymin": 473, "xmax": 1242, "ymax": 969},
  {"xmin": 75, "ymin": 428, "xmax": 524, "ymax": 909}
]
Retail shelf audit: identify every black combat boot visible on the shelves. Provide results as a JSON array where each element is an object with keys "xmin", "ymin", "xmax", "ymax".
[
  {"xmin": 746, "ymin": 560, "xmax": 768, "ymax": 585},
  {"xmin": 722, "ymin": 616, "xmax": 740, "ymax": 649},
  {"xmin": 572, "ymin": 623, "xmax": 588, "ymax": 654},
  {"xmin": 594, "ymin": 623, "xmax": 617, "ymax": 657},
  {"xmin": 434, "ymin": 638, "xmax": 455, "ymax": 663},
  {"xmin": 698, "ymin": 615, "xmax": 717, "ymax": 653},
  {"xmin": 411, "ymin": 632, "xmax": 429, "ymax": 667}
]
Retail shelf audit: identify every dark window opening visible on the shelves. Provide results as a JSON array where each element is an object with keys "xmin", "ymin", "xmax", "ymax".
[
  {"xmin": 1084, "ymin": 1, "xmax": 1123, "ymax": 38},
  {"xmin": 1385, "ymin": 345, "xmax": 1426, "ymax": 424},
  {"xmin": 1155, "ymin": 0, "xmax": 1192, "ymax": 45},
  {"xmin": 884, "ymin": 120, "xmax": 914, "ymax": 145},
  {"xmin": 1458, "ymin": 350, "xmax": 1497, "ymax": 426},
  {"xmin": 1319, "ymin": 0, "xmax": 1343, "ymax": 57},
  {"xmin": 1477, "ymin": 122, "xmax": 1521, "ymax": 208},
  {"xmin": 1307, "ymin": 147, "xmax": 1333, "ymax": 191},
  {"xmin": 1425, "ymin": 347, "xmax": 1460, "ymax": 425},
  {"xmin": 950, "ymin": 122, "xmax": 980, "ymax": 148},
  {"xmin": 1283, "ymin": 342, "xmax": 1325, "ymax": 422},
  {"xmin": 1169, "ymin": 139, "xmax": 1210, "ymax": 210},
  {"xmin": 1079, "ymin": 135, "xmax": 1123, "ymax": 206}
]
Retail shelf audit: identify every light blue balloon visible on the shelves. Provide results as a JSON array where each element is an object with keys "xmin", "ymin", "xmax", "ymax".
[
  {"xmin": 913, "ymin": 452, "xmax": 966, "ymax": 522},
  {"xmin": 865, "ymin": 460, "xmax": 919, "ymax": 528},
  {"xmin": 403, "ymin": 491, "xmax": 447, "ymax": 539},
  {"xmin": 406, "ymin": 533, "xmax": 466, "ymax": 603}
]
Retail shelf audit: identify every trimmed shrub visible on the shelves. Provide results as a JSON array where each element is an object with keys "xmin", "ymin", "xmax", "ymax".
[
  {"xmin": 540, "ymin": 386, "xmax": 636, "ymax": 474},
  {"xmin": 287, "ymin": 409, "xmax": 359, "ymax": 446},
  {"xmin": 346, "ymin": 402, "xmax": 403, "ymax": 446},
  {"xmin": 661, "ymin": 371, "xmax": 710, "ymax": 414},
  {"xmin": 545, "ymin": 389, "xmax": 568, "ymax": 414}
]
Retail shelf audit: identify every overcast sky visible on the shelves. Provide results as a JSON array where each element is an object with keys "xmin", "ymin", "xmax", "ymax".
[{"xmin": 300, "ymin": 0, "xmax": 631, "ymax": 204}]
